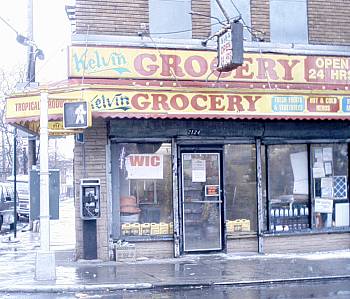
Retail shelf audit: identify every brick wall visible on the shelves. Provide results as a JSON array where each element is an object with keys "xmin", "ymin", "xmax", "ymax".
[
  {"xmin": 74, "ymin": 118, "xmax": 109, "ymax": 261},
  {"xmin": 75, "ymin": 0, "xmax": 149, "ymax": 36},
  {"xmin": 250, "ymin": 0, "xmax": 270, "ymax": 42},
  {"xmin": 191, "ymin": 0, "xmax": 211, "ymax": 39},
  {"xmin": 264, "ymin": 233, "xmax": 350, "ymax": 253},
  {"xmin": 308, "ymin": 0, "xmax": 350, "ymax": 45}
]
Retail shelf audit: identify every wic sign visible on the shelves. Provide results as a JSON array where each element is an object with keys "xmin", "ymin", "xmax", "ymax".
[{"xmin": 125, "ymin": 154, "xmax": 163, "ymax": 179}]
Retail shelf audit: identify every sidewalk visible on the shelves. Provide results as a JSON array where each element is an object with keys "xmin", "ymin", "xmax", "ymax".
[{"xmin": 0, "ymin": 230, "xmax": 350, "ymax": 293}]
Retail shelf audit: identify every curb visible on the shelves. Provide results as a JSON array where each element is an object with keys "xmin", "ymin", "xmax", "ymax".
[{"xmin": 0, "ymin": 275, "xmax": 349, "ymax": 293}]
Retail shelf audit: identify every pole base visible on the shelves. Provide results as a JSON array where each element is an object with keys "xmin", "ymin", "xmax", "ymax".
[{"xmin": 35, "ymin": 250, "xmax": 56, "ymax": 281}]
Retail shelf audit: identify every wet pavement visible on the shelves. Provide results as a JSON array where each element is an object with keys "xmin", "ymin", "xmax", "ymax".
[{"xmin": 0, "ymin": 198, "xmax": 349, "ymax": 293}]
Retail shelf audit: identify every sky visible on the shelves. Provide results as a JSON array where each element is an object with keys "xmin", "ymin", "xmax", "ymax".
[
  {"xmin": 0, "ymin": 0, "xmax": 75, "ymax": 158},
  {"xmin": 0, "ymin": 0, "xmax": 73, "ymax": 83}
]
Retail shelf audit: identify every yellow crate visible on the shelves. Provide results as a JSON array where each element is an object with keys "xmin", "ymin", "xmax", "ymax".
[
  {"xmin": 141, "ymin": 223, "xmax": 151, "ymax": 235},
  {"xmin": 241, "ymin": 219, "xmax": 251, "ymax": 232},
  {"xmin": 151, "ymin": 223, "xmax": 160, "ymax": 235},
  {"xmin": 226, "ymin": 220, "xmax": 235, "ymax": 233},
  {"xmin": 227, "ymin": 219, "xmax": 251, "ymax": 232},
  {"xmin": 121, "ymin": 223, "xmax": 131, "ymax": 236},
  {"xmin": 169, "ymin": 222, "xmax": 173, "ymax": 234},
  {"xmin": 233, "ymin": 219, "xmax": 243, "ymax": 232},
  {"xmin": 159, "ymin": 223, "xmax": 169, "ymax": 234},
  {"xmin": 130, "ymin": 223, "xmax": 140, "ymax": 236}
]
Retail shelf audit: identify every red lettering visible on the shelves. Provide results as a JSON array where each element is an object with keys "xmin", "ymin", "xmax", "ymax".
[
  {"xmin": 244, "ymin": 96, "xmax": 262, "ymax": 111},
  {"xmin": 134, "ymin": 54, "xmax": 158, "ymax": 76},
  {"xmin": 151, "ymin": 156, "xmax": 160, "ymax": 166},
  {"xmin": 129, "ymin": 155, "xmax": 145, "ymax": 166},
  {"xmin": 233, "ymin": 58, "xmax": 254, "ymax": 79},
  {"xmin": 256, "ymin": 58, "xmax": 278, "ymax": 80},
  {"xmin": 184, "ymin": 55, "xmax": 207, "ymax": 77},
  {"xmin": 160, "ymin": 55, "xmax": 185, "ymax": 77},
  {"xmin": 131, "ymin": 94, "xmax": 151, "ymax": 110},
  {"xmin": 191, "ymin": 94, "xmax": 207, "ymax": 111},
  {"xmin": 129, "ymin": 155, "xmax": 160, "ymax": 167},
  {"xmin": 210, "ymin": 58, "xmax": 231, "ymax": 79},
  {"xmin": 151, "ymin": 94, "xmax": 170, "ymax": 111},
  {"xmin": 227, "ymin": 95, "xmax": 244, "ymax": 111},
  {"xmin": 170, "ymin": 94, "xmax": 188, "ymax": 110},
  {"xmin": 277, "ymin": 59, "xmax": 300, "ymax": 80},
  {"xmin": 209, "ymin": 95, "xmax": 225, "ymax": 111}
]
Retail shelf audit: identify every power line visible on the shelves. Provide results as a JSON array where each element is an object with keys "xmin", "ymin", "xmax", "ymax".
[{"xmin": 0, "ymin": 15, "xmax": 19, "ymax": 35}]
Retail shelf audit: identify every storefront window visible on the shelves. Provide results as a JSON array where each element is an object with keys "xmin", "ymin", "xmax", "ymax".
[
  {"xmin": 116, "ymin": 143, "xmax": 173, "ymax": 237},
  {"xmin": 224, "ymin": 144, "xmax": 257, "ymax": 235},
  {"xmin": 311, "ymin": 144, "xmax": 349, "ymax": 229},
  {"xmin": 267, "ymin": 144, "xmax": 309, "ymax": 232}
]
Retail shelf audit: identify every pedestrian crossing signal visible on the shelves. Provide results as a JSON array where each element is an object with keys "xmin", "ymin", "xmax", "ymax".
[{"xmin": 63, "ymin": 101, "xmax": 92, "ymax": 129}]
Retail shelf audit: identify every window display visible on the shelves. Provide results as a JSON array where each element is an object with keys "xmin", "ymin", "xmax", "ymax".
[
  {"xmin": 267, "ymin": 144, "xmax": 309, "ymax": 232},
  {"xmin": 224, "ymin": 144, "xmax": 257, "ymax": 235},
  {"xmin": 116, "ymin": 143, "xmax": 173, "ymax": 237},
  {"xmin": 311, "ymin": 144, "xmax": 349, "ymax": 229}
]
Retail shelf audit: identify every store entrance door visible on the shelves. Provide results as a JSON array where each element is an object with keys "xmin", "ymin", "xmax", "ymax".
[{"xmin": 180, "ymin": 151, "xmax": 223, "ymax": 253}]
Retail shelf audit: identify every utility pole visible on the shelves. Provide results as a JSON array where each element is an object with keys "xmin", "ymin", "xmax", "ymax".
[{"xmin": 27, "ymin": 0, "xmax": 37, "ymax": 171}]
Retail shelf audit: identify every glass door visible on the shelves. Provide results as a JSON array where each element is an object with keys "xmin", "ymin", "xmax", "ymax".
[{"xmin": 181, "ymin": 152, "xmax": 223, "ymax": 252}]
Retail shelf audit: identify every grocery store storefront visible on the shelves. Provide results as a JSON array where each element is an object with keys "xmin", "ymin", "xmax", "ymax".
[{"xmin": 6, "ymin": 46, "xmax": 350, "ymax": 260}]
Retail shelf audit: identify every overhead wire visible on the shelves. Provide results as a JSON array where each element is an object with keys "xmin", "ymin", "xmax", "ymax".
[{"xmin": 229, "ymin": 0, "xmax": 272, "ymax": 88}]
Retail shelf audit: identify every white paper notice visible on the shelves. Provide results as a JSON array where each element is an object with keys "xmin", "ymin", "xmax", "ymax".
[
  {"xmin": 315, "ymin": 198, "xmax": 333, "ymax": 213},
  {"xmin": 192, "ymin": 159, "xmax": 206, "ymax": 182},
  {"xmin": 314, "ymin": 148, "xmax": 323, "ymax": 162},
  {"xmin": 290, "ymin": 151, "xmax": 308, "ymax": 194},
  {"xmin": 313, "ymin": 167, "xmax": 325, "ymax": 178},
  {"xmin": 321, "ymin": 187, "xmax": 333, "ymax": 198},
  {"xmin": 324, "ymin": 162, "xmax": 333, "ymax": 175},
  {"xmin": 323, "ymin": 147, "xmax": 333, "ymax": 161}
]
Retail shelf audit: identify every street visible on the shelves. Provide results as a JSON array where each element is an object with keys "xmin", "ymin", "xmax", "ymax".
[{"xmin": 0, "ymin": 279, "xmax": 349, "ymax": 298}]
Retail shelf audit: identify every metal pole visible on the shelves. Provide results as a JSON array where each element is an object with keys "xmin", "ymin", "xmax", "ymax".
[
  {"xmin": 256, "ymin": 138, "xmax": 264, "ymax": 254},
  {"xmin": 35, "ymin": 89, "xmax": 55, "ymax": 281},
  {"xmin": 215, "ymin": 0, "xmax": 231, "ymax": 23},
  {"xmin": 27, "ymin": 0, "xmax": 37, "ymax": 170},
  {"xmin": 13, "ymin": 128, "xmax": 17, "ymax": 239},
  {"xmin": 40, "ymin": 90, "xmax": 50, "ymax": 252}
]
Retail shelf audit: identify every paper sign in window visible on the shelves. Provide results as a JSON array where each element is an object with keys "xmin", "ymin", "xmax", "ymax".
[
  {"xmin": 315, "ymin": 198, "xmax": 333, "ymax": 214},
  {"xmin": 126, "ymin": 154, "xmax": 163, "ymax": 179},
  {"xmin": 192, "ymin": 159, "xmax": 206, "ymax": 182},
  {"xmin": 205, "ymin": 185, "xmax": 220, "ymax": 197},
  {"xmin": 290, "ymin": 151, "xmax": 308, "ymax": 194}
]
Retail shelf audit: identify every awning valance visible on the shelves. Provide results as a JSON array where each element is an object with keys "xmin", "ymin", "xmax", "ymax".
[{"xmin": 6, "ymin": 82, "xmax": 350, "ymax": 125}]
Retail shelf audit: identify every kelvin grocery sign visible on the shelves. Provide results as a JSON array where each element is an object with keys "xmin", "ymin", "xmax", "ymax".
[{"xmin": 125, "ymin": 154, "xmax": 163, "ymax": 179}]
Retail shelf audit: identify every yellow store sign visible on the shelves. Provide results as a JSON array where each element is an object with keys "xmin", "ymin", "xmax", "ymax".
[
  {"xmin": 69, "ymin": 46, "xmax": 350, "ymax": 85},
  {"xmin": 6, "ymin": 88, "xmax": 350, "ymax": 122}
]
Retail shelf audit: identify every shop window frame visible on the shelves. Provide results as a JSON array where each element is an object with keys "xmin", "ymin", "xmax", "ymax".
[
  {"xmin": 223, "ymin": 143, "xmax": 258, "ymax": 238},
  {"xmin": 262, "ymin": 139, "xmax": 350, "ymax": 236},
  {"xmin": 111, "ymin": 138, "xmax": 174, "ymax": 242}
]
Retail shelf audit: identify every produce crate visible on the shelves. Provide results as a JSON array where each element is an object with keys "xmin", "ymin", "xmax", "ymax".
[
  {"xmin": 121, "ymin": 223, "xmax": 131, "ymax": 236},
  {"xmin": 141, "ymin": 223, "xmax": 151, "ymax": 235},
  {"xmin": 151, "ymin": 223, "xmax": 160, "ymax": 235},
  {"xmin": 159, "ymin": 222, "xmax": 169, "ymax": 234},
  {"xmin": 130, "ymin": 223, "xmax": 140, "ymax": 236}
]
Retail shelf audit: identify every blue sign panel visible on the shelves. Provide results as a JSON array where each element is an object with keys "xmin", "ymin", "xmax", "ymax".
[
  {"xmin": 342, "ymin": 97, "xmax": 350, "ymax": 112},
  {"xmin": 272, "ymin": 96, "xmax": 305, "ymax": 113}
]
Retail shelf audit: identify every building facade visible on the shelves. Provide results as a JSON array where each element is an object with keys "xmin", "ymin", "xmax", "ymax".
[{"xmin": 7, "ymin": 0, "xmax": 350, "ymax": 261}]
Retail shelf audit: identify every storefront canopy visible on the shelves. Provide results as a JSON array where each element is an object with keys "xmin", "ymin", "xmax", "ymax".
[{"xmin": 6, "ymin": 80, "xmax": 350, "ymax": 135}]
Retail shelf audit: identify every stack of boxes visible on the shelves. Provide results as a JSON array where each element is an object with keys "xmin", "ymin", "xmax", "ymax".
[
  {"xmin": 121, "ymin": 222, "xmax": 173, "ymax": 236},
  {"xmin": 226, "ymin": 219, "xmax": 251, "ymax": 233}
]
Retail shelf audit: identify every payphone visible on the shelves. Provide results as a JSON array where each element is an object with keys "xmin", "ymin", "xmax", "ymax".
[{"xmin": 80, "ymin": 178, "xmax": 100, "ymax": 220}]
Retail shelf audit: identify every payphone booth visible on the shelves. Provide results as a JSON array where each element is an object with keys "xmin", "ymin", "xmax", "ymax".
[{"xmin": 80, "ymin": 178, "xmax": 100, "ymax": 259}]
